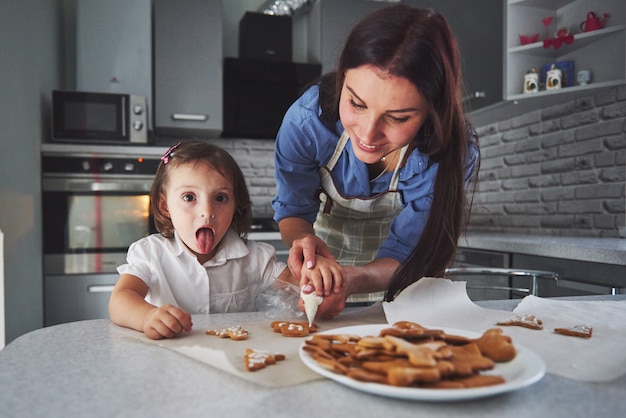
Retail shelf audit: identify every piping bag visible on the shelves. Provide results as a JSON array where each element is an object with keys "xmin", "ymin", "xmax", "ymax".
[{"xmin": 301, "ymin": 286, "xmax": 324, "ymax": 327}]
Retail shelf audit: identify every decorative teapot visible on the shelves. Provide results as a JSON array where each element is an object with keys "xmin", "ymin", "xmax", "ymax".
[{"xmin": 580, "ymin": 11, "xmax": 610, "ymax": 32}]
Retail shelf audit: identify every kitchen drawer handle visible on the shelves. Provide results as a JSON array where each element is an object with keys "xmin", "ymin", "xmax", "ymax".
[
  {"xmin": 87, "ymin": 285, "xmax": 115, "ymax": 293},
  {"xmin": 171, "ymin": 113, "xmax": 208, "ymax": 122}
]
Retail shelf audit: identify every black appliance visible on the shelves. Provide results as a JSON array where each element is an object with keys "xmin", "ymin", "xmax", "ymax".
[
  {"xmin": 239, "ymin": 12, "xmax": 292, "ymax": 62},
  {"xmin": 222, "ymin": 58, "xmax": 321, "ymax": 139}
]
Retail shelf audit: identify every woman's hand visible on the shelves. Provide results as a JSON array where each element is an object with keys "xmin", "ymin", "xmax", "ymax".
[
  {"xmin": 142, "ymin": 304, "xmax": 193, "ymax": 340},
  {"xmin": 298, "ymin": 258, "xmax": 401, "ymax": 320},
  {"xmin": 298, "ymin": 283, "xmax": 348, "ymax": 321}
]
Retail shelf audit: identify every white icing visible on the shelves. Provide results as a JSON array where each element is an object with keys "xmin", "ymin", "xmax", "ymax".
[{"xmin": 301, "ymin": 290, "xmax": 324, "ymax": 326}]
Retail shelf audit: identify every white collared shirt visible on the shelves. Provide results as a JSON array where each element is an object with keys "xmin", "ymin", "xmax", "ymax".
[{"xmin": 117, "ymin": 229, "xmax": 287, "ymax": 313}]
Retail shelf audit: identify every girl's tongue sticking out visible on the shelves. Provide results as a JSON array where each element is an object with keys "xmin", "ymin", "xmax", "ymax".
[{"xmin": 196, "ymin": 227, "xmax": 214, "ymax": 254}]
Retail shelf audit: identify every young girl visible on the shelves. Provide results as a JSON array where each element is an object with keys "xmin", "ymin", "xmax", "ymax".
[{"xmin": 109, "ymin": 140, "xmax": 301, "ymax": 340}]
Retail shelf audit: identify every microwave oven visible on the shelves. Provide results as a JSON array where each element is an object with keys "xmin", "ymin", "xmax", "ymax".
[{"xmin": 52, "ymin": 90, "xmax": 149, "ymax": 144}]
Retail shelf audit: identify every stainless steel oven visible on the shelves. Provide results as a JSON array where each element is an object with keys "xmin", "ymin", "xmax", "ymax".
[{"xmin": 41, "ymin": 144, "xmax": 165, "ymax": 326}]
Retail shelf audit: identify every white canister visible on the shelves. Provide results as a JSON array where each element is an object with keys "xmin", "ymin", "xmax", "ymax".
[
  {"xmin": 546, "ymin": 65, "xmax": 562, "ymax": 90},
  {"xmin": 523, "ymin": 71, "xmax": 539, "ymax": 94}
]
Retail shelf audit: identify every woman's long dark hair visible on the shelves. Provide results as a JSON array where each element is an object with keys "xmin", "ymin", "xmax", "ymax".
[{"xmin": 318, "ymin": 5, "xmax": 479, "ymax": 300}]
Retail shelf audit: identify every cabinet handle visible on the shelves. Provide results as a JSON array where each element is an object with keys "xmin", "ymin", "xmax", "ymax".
[
  {"xmin": 87, "ymin": 285, "xmax": 115, "ymax": 293},
  {"xmin": 171, "ymin": 113, "xmax": 208, "ymax": 122},
  {"xmin": 462, "ymin": 91, "xmax": 486, "ymax": 102}
]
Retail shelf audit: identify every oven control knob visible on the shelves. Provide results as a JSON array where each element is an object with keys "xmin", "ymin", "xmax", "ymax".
[
  {"xmin": 133, "ymin": 105, "xmax": 144, "ymax": 115},
  {"xmin": 102, "ymin": 161, "xmax": 114, "ymax": 172},
  {"xmin": 81, "ymin": 161, "xmax": 91, "ymax": 171},
  {"xmin": 133, "ymin": 120, "xmax": 144, "ymax": 131},
  {"xmin": 124, "ymin": 163, "xmax": 135, "ymax": 172}
]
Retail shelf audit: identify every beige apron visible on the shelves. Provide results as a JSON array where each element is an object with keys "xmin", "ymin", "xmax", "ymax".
[{"xmin": 314, "ymin": 131, "xmax": 407, "ymax": 303}]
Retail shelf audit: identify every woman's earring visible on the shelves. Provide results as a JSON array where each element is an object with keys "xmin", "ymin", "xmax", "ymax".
[{"xmin": 423, "ymin": 121, "xmax": 431, "ymax": 139}]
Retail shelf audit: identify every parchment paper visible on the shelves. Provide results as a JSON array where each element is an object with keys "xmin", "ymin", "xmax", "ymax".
[
  {"xmin": 113, "ymin": 304, "xmax": 385, "ymax": 388},
  {"xmin": 382, "ymin": 277, "xmax": 626, "ymax": 382}
]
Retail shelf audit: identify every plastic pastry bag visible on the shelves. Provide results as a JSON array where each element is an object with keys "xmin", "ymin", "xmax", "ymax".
[{"xmin": 255, "ymin": 281, "xmax": 303, "ymax": 319}]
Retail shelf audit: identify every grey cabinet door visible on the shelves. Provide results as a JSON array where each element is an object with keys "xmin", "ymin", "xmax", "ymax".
[
  {"xmin": 76, "ymin": 0, "xmax": 152, "ymax": 108},
  {"xmin": 307, "ymin": 0, "xmax": 392, "ymax": 74},
  {"xmin": 44, "ymin": 274, "xmax": 118, "ymax": 326},
  {"xmin": 403, "ymin": 0, "xmax": 504, "ymax": 110},
  {"xmin": 153, "ymin": 0, "xmax": 223, "ymax": 137}
]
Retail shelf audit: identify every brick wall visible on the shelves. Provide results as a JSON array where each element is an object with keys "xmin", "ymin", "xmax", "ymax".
[{"xmin": 469, "ymin": 85, "xmax": 626, "ymax": 238}]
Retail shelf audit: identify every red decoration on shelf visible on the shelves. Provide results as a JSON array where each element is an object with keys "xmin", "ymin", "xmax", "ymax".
[
  {"xmin": 520, "ymin": 33, "xmax": 540, "ymax": 45},
  {"xmin": 543, "ymin": 34, "xmax": 574, "ymax": 49},
  {"xmin": 542, "ymin": 16, "xmax": 554, "ymax": 39}
]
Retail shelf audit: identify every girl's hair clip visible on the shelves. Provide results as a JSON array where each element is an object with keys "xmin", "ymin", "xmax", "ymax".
[{"xmin": 161, "ymin": 142, "xmax": 181, "ymax": 164}]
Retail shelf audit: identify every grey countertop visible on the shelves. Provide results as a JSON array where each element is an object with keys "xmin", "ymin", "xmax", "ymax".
[
  {"xmin": 249, "ymin": 231, "xmax": 626, "ymax": 267},
  {"xmin": 1, "ymin": 296, "xmax": 625, "ymax": 418},
  {"xmin": 460, "ymin": 232, "xmax": 626, "ymax": 266}
]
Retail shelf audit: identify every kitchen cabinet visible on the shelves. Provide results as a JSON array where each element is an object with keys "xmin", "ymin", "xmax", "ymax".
[
  {"xmin": 404, "ymin": 0, "xmax": 504, "ymax": 110},
  {"xmin": 505, "ymin": 0, "xmax": 625, "ymax": 101},
  {"xmin": 44, "ymin": 274, "xmax": 117, "ymax": 326},
  {"xmin": 153, "ymin": 0, "xmax": 223, "ymax": 139},
  {"xmin": 75, "ymin": 0, "xmax": 152, "ymax": 111},
  {"xmin": 512, "ymin": 254, "xmax": 626, "ymax": 297}
]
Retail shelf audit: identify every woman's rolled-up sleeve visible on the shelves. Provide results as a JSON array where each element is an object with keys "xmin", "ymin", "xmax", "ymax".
[{"xmin": 272, "ymin": 86, "xmax": 338, "ymax": 224}]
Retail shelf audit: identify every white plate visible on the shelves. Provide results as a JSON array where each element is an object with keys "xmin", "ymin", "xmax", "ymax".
[{"xmin": 299, "ymin": 324, "xmax": 546, "ymax": 401}]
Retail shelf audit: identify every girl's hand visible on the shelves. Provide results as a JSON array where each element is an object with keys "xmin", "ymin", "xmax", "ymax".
[
  {"xmin": 299, "ymin": 255, "xmax": 343, "ymax": 297},
  {"xmin": 288, "ymin": 234, "xmax": 336, "ymax": 282},
  {"xmin": 142, "ymin": 304, "xmax": 193, "ymax": 340}
]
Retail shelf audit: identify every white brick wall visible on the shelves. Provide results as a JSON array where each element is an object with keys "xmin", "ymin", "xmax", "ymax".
[{"xmin": 470, "ymin": 86, "xmax": 626, "ymax": 237}]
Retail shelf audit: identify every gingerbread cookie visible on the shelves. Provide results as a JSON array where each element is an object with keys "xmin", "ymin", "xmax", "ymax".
[
  {"xmin": 244, "ymin": 348, "xmax": 285, "ymax": 372},
  {"xmin": 471, "ymin": 328, "xmax": 517, "ymax": 362},
  {"xmin": 497, "ymin": 314, "xmax": 543, "ymax": 330},
  {"xmin": 379, "ymin": 321, "xmax": 444, "ymax": 341},
  {"xmin": 205, "ymin": 325, "xmax": 249, "ymax": 340},
  {"xmin": 271, "ymin": 320, "xmax": 317, "ymax": 337},
  {"xmin": 554, "ymin": 324, "xmax": 592, "ymax": 339}
]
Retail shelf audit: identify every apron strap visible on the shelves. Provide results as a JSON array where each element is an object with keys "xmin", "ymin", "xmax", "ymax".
[
  {"xmin": 326, "ymin": 131, "xmax": 350, "ymax": 171},
  {"xmin": 389, "ymin": 145, "xmax": 408, "ymax": 191}
]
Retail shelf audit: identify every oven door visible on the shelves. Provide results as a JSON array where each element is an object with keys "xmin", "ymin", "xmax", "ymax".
[
  {"xmin": 42, "ymin": 176, "xmax": 155, "ymax": 326},
  {"xmin": 42, "ymin": 176, "xmax": 155, "ymax": 275}
]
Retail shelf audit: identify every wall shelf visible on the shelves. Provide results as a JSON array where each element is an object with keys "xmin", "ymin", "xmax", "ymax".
[{"xmin": 505, "ymin": 0, "xmax": 625, "ymax": 101}]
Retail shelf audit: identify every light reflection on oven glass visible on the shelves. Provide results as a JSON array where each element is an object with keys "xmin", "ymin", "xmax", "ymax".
[{"xmin": 67, "ymin": 195, "xmax": 150, "ymax": 250}]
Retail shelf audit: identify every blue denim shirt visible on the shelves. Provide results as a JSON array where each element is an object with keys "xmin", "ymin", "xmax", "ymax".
[{"xmin": 272, "ymin": 85, "xmax": 479, "ymax": 263}]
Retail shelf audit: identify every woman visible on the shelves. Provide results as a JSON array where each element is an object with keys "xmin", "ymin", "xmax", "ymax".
[{"xmin": 272, "ymin": 5, "xmax": 480, "ymax": 318}]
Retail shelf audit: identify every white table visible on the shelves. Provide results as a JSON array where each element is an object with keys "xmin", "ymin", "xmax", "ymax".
[{"xmin": 1, "ymin": 296, "xmax": 624, "ymax": 418}]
